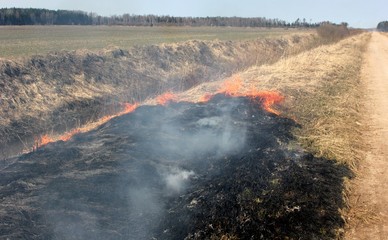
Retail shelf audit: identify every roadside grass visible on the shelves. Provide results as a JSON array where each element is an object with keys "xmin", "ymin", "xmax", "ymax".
[
  {"xmin": 245, "ymin": 33, "xmax": 369, "ymax": 169},
  {"xmin": 286, "ymin": 37, "xmax": 369, "ymax": 169},
  {"xmin": 0, "ymin": 26, "xmax": 310, "ymax": 59}
]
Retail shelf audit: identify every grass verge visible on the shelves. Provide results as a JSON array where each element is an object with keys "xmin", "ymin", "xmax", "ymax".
[
  {"xmin": 245, "ymin": 33, "xmax": 371, "ymax": 238},
  {"xmin": 288, "ymin": 36, "xmax": 369, "ymax": 168}
]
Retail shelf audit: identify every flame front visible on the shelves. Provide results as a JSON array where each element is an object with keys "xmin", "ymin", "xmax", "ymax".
[
  {"xmin": 246, "ymin": 90, "xmax": 284, "ymax": 115},
  {"xmin": 32, "ymin": 76, "xmax": 283, "ymax": 152},
  {"xmin": 33, "ymin": 102, "xmax": 139, "ymax": 149},
  {"xmin": 38, "ymin": 134, "xmax": 54, "ymax": 146},
  {"xmin": 59, "ymin": 129, "xmax": 81, "ymax": 142},
  {"xmin": 198, "ymin": 93, "xmax": 213, "ymax": 103},
  {"xmin": 200, "ymin": 76, "xmax": 284, "ymax": 115},
  {"xmin": 157, "ymin": 92, "xmax": 177, "ymax": 105},
  {"xmin": 217, "ymin": 76, "xmax": 243, "ymax": 96}
]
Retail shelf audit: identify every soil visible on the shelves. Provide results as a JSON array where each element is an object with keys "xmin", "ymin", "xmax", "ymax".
[{"xmin": 345, "ymin": 32, "xmax": 388, "ymax": 239}]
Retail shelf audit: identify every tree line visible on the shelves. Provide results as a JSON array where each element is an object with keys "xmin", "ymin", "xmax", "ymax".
[
  {"xmin": 0, "ymin": 8, "xmax": 91, "ymax": 25},
  {"xmin": 377, "ymin": 21, "xmax": 388, "ymax": 32},
  {"xmin": 0, "ymin": 8, "xmax": 319, "ymax": 28}
]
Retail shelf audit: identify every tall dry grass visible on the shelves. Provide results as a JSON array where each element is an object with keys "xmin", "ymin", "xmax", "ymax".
[
  {"xmin": 317, "ymin": 23, "xmax": 350, "ymax": 43},
  {"xmin": 245, "ymin": 33, "xmax": 370, "ymax": 168}
]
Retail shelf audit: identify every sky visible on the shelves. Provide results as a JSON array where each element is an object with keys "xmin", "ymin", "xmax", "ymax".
[{"xmin": 0, "ymin": 0, "xmax": 386, "ymax": 28}]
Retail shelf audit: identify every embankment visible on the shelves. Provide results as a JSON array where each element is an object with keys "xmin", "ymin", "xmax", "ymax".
[{"xmin": 0, "ymin": 33, "xmax": 317, "ymax": 158}]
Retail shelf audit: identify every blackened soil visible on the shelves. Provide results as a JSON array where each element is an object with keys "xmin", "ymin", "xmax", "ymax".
[{"xmin": 0, "ymin": 94, "xmax": 351, "ymax": 239}]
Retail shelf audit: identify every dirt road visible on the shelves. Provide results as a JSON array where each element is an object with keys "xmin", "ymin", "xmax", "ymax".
[{"xmin": 346, "ymin": 32, "xmax": 388, "ymax": 239}]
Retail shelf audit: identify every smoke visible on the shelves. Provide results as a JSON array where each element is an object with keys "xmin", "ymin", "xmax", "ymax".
[
  {"xmin": 120, "ymin": 96, "xmax": 248, "ymax": 238},
  {"xmin": 127, "ymin": 187, "xmax": 163, "ymax": 239},
  {"xmin": 164, "ymin": 168, "xmax": 195, "ymax": 193},
  {"xmin": 160, "ymin": 99, "xmax": 247, "ymax": 159},
  {"xmin": 39, "ymin": 95, "xmax": 248, "ymax": 239}
]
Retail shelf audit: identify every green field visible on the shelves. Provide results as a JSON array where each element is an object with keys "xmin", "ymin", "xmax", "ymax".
[{"xmin": 0, "ymin": 26, "xmax": 306, "ymax": 59}]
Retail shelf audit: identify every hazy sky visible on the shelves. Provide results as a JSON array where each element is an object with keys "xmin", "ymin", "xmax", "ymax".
[{"xmin": 0, "ymin": 0, "xmax": 386, "ymax": 28}]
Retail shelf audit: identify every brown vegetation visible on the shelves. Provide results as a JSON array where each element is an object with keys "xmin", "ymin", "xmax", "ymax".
[
  {"xmin": 0, "ymin": 33, "xmax": 318, "ymax": 158},
  {"xmin": 317, "ymin": 23, "xmax": 350, "ymax": 42}
]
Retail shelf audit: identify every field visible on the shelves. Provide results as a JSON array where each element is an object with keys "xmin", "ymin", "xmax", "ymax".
[
  {"xmin": 0, "ymin": 25, "xmax": 379, "ymax": 239},
  {"xmin": 0, "ymin": 26, "xmax": 306, "ymax": 59}
]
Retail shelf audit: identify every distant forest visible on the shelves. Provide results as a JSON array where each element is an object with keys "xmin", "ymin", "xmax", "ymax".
[{"xmin": 0, "ymin": 8, "xmax": 319, "ymax": 28}]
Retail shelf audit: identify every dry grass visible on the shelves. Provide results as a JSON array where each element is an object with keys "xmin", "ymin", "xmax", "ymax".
[
  {"xmin": 282, "ymin": 36, "xmax": 369, "ymax": 168},
  {"xmin": 344, "ymin": 177, "xmax": 380, "ymax": 230},
  {"xmin": 184, "ymin": 33, "xmax": 370, "ymax": 168},
  {"xmin": 0, "ymin": 32, "xmax": 320, "ymax": 158}
]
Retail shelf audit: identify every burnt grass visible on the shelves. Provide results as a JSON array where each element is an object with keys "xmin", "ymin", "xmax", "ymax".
[{"xmin": 0, "ymin": 94, "xmax": 351, "ymax": 239}]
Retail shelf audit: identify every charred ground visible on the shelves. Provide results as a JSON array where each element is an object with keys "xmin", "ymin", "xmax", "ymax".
[{"xmin": 0, "ymin": 94, "xmax": 351, "ymax": 239}]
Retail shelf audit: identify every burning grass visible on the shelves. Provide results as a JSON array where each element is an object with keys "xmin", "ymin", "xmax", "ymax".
[
  {"xmin": 11, "ymin": 74, "xmax": 285, "ymax": 155},
  {"xmin": 32, "ymin": 102, "xmax": 139, "ymax": 149},
  {"xmin": 0, "ymin": 32, "xmax": 319, "ymax": 159}
]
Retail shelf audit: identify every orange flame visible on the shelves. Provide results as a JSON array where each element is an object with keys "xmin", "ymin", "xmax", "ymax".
[
  {"xmin": 59, "ymin": 129, "xmax": 81, "ymax": 142},
  {"xmin": 157, "ymin": 92, "xmax": 177, "ymax": 105},
  {"xmin": 217, "ymin": 76, "xmax": 242, "ymax": 96},
  {"xmin": 122, "ymin": 103, "xmax": 138, "ymax": 114},
  {"xmin": 33, "ymin": 102, "xmax": 139, "ymax": 149},
  {"xmin": 31, "ymin": 76, "xmax": 283, "ymax": 153},
  {"xmin": 32, "ymin": 134, "xmax": 54, "ymax": 150},
  {"xmin": 198, "ymin": 93, "xmax": 213, "ymax": 102},
  {"xmin": 199, "ymin": 76, "xmax": 284, "ymax": 115},
  {"xmin": 246, "ymin": 90, "xmax": 284, "ymax": 115},
  {"xmin": 39, "ymin": 134, "xmax": 54, "ymax": 146}
]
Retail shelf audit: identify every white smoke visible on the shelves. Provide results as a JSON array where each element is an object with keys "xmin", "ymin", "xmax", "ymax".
[{"xmin": 164, "ymin": 168, "xmax": 195, "ymax": 193}]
